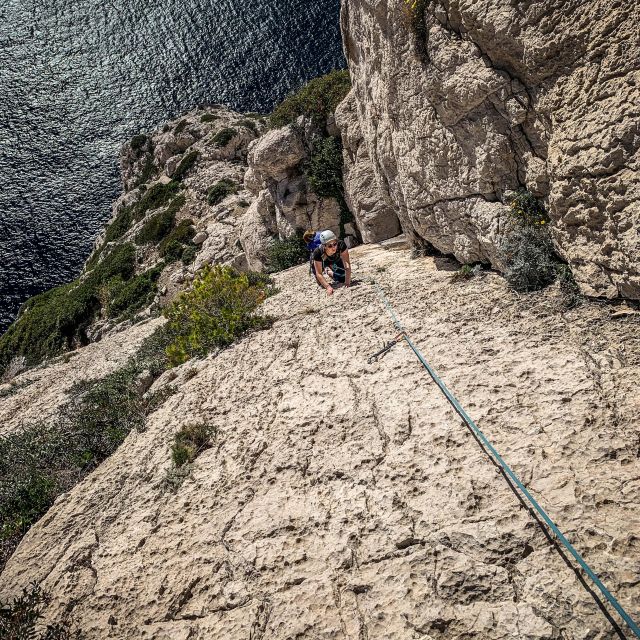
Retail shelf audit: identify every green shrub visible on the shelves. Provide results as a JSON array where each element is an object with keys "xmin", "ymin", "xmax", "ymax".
[
  {"xmin": 306, "ymin": 135, "xmax": 354, "ymax": 236},
  {"xmin": 172, "ymin": 151, "xmax": 199, "ymax": 182},
  {"xmin": 159, "ymin": 219, "xmax": 195, "ymax": 262},
  {"xmin": 134, "ymin": 181, "xmax": 180, "ymax": 220},
  {"xmin": 207, "ymin": 179, "xmax": 236, "ymax": 205},
  {"xmin": 104, "ymin": 207, "xmax": 133, "ymax": 244},
  {"xmin": 174, "ymin": 119, "xmax": 188, "ymax": 134},
  {"xmin": 130, "ymin": 134, "xmax": 148, "ymax": 151},
  {"xmin": 200, "ymin": 113, "xmax": 219, "ymax": 123},
  {"xmin": 106, "ymin": 263, "xmax": 164, "ymax": 318},
  {"xmin": 244, "ymin": 112, "xmax": 263, "ymax": 119},
  {"xmin": 165, "ymin": 423, "xmax": 216, "ymax": 491},
  {"xmin": 499, "ymin": 190, "xmax": 570, "ymax": 293},
  {"xmin": 269, "ymin": 70, "xmax": 351, "ymax": 129},
  {"xmin": 508, "ymin": 189, "xmax": 551, "ymax": 227},
  {"xmin": 236, "ymin": 119, "xmax": 258, "ymax": 134},
  {"xmin": 500, "ymin": 226, "xmax": 558, "ymax": 292},
  {"xmin": 307, "ymin": 136, "xmax": 344, "ymax": 199},
  {"xmin": 135, "ymin": 155, "xmax": 157, "ymax": 187},
  {"xmin": 163, "ymin": 265, "xmax": 274, "ymax": 366},
  {"xmin": 181, "ymin": 246, "xmax": 197, "ymax": 265},
  {"xmin": 171, "ymin": 423, "xmax": 215, "ymax": 467},
  {"xmin": 135, "ymin": 196, "xmax": 185, "ymax": 245},
  {"xmin": 266, "ymin": 234, "xmax": 309, "ymax": 273},
  {"xmin": 0, "ymin": 583, "xmax": 82, "ymax": 639},
  {"xmin": 211, "ymin": 127, "xmax": 238, "ymax": 148},
  {"xmin": 0, "ymin": 244, "xmax": 137, "ymax": 373}
]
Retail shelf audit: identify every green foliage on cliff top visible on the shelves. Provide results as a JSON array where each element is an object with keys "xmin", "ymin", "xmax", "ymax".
[
  {"xmin": 163, "ymin": 265, "xmax": 274, "ymax": 366},
  {"xmin": 0, "ymin": 243, "xmax": 138, "ymax": 372},
  {"xmin": 269, "ymin": 69, "xmax": 351, "ymax": 129}
]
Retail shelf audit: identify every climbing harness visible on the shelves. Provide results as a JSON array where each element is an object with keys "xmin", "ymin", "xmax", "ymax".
[
  {"xmin": 367, "ymin": 277, "xmax": 640, "ymax": 638},
  {"xmin": 366, "ymin": 331, "xmax": 406, "ymax": 364}
]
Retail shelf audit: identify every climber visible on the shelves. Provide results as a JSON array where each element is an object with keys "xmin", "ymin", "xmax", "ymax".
[
  {"xmin": 303, "ymin": 229, "xmax": 322, "ymax": 254},
  {"xmin": 312, "ymin": 229, "xmax": 351, "ymax": 295}
]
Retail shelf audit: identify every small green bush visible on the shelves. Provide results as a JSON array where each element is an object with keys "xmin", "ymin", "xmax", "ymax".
[
  {"xmin": 499, "ymin": 190, "xmax": 568, "ymax": 293},
  {"xmin": 307, "ymin": 135, "xmax": 344, "ymax": 200},
  {"xmin": 172, "ymin": 151, "xmax": 199, "ymax": 182},
  {"xmin": 163, "ymin": 265, "xmax": 274, "ymax": 366},
  {"xmin": 500, "ymin": 226, "xmax": 558, "ymax": 292},
  {"xmin": 136, "ymin": 208, "xmax": 174, "ymax": 246},
  {"xmin": 105, "ymin": 263, "xmax": 164, "ymax": 318},
  {"xmin": 269, "ymin": 70, "xmax": 351, "ymax": 129},
  {"xmin": 200, "ymin": 113, "xmax": 219, "ymax": 123},
  {"xmin": 266, "ymin": 234, "xmax": 309, "ymax": 273},
  {"xmin": 0, "ymin": 327, "xmax": 173, "ymax": 568},
  {"xmin": 104, "ymin": 207, "xmax": 133, "ymax": 244},
  {"xmin": 134, "ymin": 181, "xmax": 180, "ymax": 221},
  {"xmin": 207, "ymin": 179, "xmax": 236, "ymax": 206},
  {"xmin": 159, "ymin": 219, "xmax": 195, "ymax": 262},
  {"xmin": 171, "ymin": 424, "xmax": 215, "ymax": 467},
  {"xmin": 135, "ymin": 196, "xmax": 185, "ymax": 245},
  {"xmin": 306, "ymin": 135, "xmax": 354, "ymax": 235},
  {"xmin": 135, "ymin": 155, "xmax": 157, "ymax": 187},
  {"xmin": 130, "ymin": 134, "xmax": 148, "ymax": 151},
  {"xmin": 174, "ymin": 119, "xmax": 188, "ymax": 134},
  {"xmin": 0, "ymin": 583, "xmax": 82, "ymax": 639},
  {"xmin": 181, "ymin": 246, "xmax": 198, "ymax": 265},
  {"xmin": 236, "ymin": 119, "xmax": 258, "ymax": 134},
  {"xmin": 211, "ymin": 127, "xmax": 238, "ymax": 148},
  {"xmin": 508, "ymin": 189, "xmax": 551, "ymax": 227}
]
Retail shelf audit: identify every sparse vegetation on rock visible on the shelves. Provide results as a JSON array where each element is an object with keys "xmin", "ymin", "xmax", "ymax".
[
  {"xmin": 0, "ymin": 327, "xmax": 172, "ymax": 569},
  {"xmin": 266, "ymin": 234, "xmax": 309, "ymax": 273},
  {"xmin": 211, "ymin": 127, "xmax": 238, "ymax": 148},
  {"xmin": 165, "ymin": 423, "xmax": 216, "ymax": 491},
  {"xmin": 0, "ymin": 243, "xmax": 139, "ymax": 374},
  {"xmin": 207, "ymin": 178, "xmax": 237, "ymax": 205},
  {"xmin": 269, "ymin": 69, "xmax": 351, "ymax": 129},
  {"xmin": 172, "ymin": 151, "xmax": 199, "ymax": 182}
]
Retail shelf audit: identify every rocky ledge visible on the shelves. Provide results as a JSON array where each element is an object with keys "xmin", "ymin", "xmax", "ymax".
[{"xmin": 1, "ymin": 245, "xmax": 639, "ymax": 638}]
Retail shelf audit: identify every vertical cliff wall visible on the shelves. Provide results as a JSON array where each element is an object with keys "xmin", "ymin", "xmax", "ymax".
[{"xmin": 339, "ymin": 0, "xmax": 640, "ymax": 299}]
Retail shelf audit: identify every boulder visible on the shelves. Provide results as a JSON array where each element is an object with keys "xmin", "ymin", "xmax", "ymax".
[{"xmin": 247, "ymin": 125, "xmax": 306, "ymax": 182}]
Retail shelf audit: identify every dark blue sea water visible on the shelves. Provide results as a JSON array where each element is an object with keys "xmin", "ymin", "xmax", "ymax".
[{"xmin": 0, "ymin": 0, "xmax": 345, "ymax": 332}]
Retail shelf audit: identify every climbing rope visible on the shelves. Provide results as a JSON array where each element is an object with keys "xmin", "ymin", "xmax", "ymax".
[{"xmin": 368, "ymin": 277, "xmax": 640, "ymax": 638}]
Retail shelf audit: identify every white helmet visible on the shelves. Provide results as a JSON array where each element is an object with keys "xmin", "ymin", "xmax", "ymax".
[{"xmin": 319, "ymin": 230, "xmax": 337, "ymax": 245}]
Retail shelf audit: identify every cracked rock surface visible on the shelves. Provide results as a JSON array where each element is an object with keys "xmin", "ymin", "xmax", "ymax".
[
  {"xmin": 1, "ymin": 244, "xmax": 639, "ymax": 638},
  {"xmin": 339, "ymin": 0, "xmax": 640, "ymax": 299}
]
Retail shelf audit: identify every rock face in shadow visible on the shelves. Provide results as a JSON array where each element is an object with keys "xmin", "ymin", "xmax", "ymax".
[
  {"xmin": 339, "ymin": 0, "xmax": 640, "ymax": 298},
  {"xmin": 1, "ymin": 245, "xmax": 639, "ymax": 638}
]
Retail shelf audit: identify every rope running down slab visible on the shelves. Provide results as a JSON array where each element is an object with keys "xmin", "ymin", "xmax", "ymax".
[{"xmin": 368, "ymin": 278, "xmax": 640, "ymax": 638}]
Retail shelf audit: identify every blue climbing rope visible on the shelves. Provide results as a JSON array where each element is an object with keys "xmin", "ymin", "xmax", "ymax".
[{"xmin": 369, "ymin": 278, "xmax": 640, "ymax": 638}]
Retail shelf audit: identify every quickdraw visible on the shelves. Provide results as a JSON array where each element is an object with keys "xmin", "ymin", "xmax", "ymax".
[{"xmin": 366, "ymin": 332, "xmax": 406, "ymax": 364}]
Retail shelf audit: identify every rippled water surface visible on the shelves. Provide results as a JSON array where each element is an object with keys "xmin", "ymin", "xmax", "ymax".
[{"xmin": 0, "ymin": 0, "xmax": 344, "ymax": 332}]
